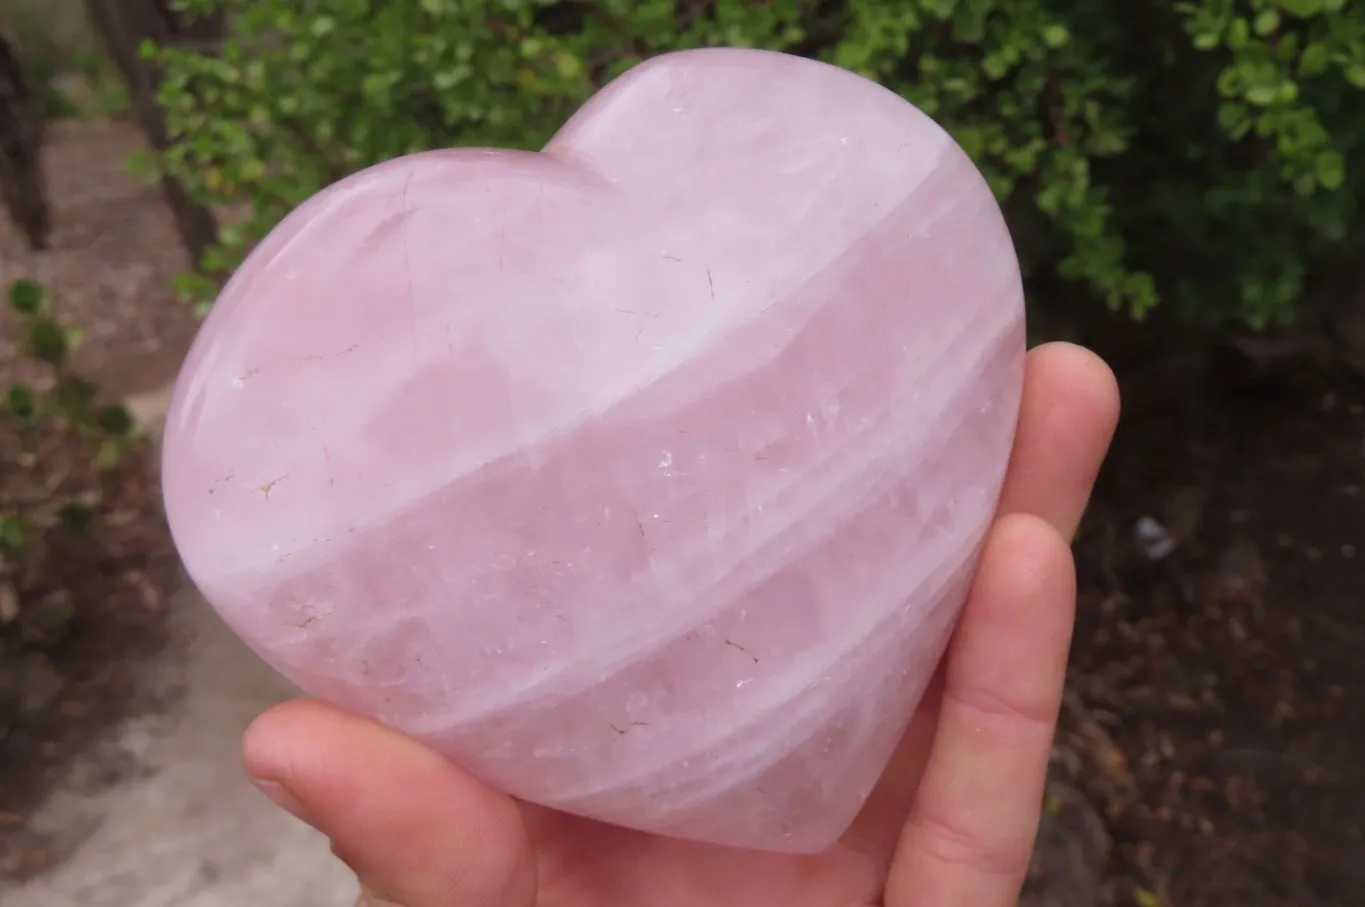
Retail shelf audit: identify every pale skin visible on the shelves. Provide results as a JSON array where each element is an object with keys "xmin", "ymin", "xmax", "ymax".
[{"xmin": 241, "ymin": 341, "xmax": 1121, "ymax": 907}]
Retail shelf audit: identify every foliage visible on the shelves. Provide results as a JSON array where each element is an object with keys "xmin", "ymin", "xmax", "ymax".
[
  {"xmin": 1, "ymin": 278, "xmax": 135, "ymax": 645},
  {"xmin": 0, "ymin": 0, "xmax": 129, "ymax": 120},
  {"xmin": 150, "ymin": 0, "xmax": 1365, "ymax": 328}
]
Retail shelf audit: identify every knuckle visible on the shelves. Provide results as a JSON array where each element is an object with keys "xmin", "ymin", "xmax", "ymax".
[
  {"xmin": 943, "ymin": 681, "xmax": 1058, "ymax": 734},
  {"xmin": 906, "ymin": 807, "xmax": 1031, "ymax": 879}
]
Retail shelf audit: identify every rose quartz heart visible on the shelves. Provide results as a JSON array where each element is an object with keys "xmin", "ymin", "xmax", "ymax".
[{"xmin": 162, "ymin": 47, "xmax": 1026, "ymax": 853}]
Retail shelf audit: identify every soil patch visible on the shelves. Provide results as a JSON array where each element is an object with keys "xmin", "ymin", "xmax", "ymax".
[
  {"xmin": 0, "ymin": 439, "xmax": 178, "ymax": 880},
  {"xmin": 0, "ymin": 116, "xmax": 190, "ymax": 879},
  {"xmin": 0, "ymin": 117, "xmax": 201, "ymax": 399},
  {"xmin": 1062, "ymin": 353, "xmax": 1365, "ymax": 907}
]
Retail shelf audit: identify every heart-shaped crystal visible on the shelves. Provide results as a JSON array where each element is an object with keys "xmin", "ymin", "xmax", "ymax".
[{"xmin": 162, "ymin": 47, "xmax": 1026, "ymax": 853}]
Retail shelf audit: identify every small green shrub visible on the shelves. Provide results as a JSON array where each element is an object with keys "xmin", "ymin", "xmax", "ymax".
[
  {"xmin": 1, "ymin": 278, "xmax": 135, "ymax": 646},
  {"xmin": 0, "ymin": 0, "xmax": 129, "ymax": 120},
  {"xmin": 152, "ymin": 0, "xmax": 1365, "ymax": 328}
]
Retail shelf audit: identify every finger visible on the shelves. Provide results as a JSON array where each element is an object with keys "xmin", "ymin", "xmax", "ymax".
[
  {"xmin": 845, "ymin": 342, "xmax": 1115, "ymax": 860},
  {"xmin": 885, "ymin": 513, "xmax": 1075, "ymax": 907},
  {"xmin": 241, "ymin": 700, "xmax": 537, "ymax": 907},
  {"xmin": 998, "ymin": 342, "xmax": 1120, "ymax": 537}
]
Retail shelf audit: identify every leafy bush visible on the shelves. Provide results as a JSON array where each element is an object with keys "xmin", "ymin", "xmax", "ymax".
[
  {"xmin": 0, "ymin": 0, "xmax": 130, "ymax": 120},
  {"xmin": 1, "ymin": 278, "xmax": 135, "ymax": 646},
  {"xmin": 152, "ymin": 0, "xmax": 1365, "ymax": 328}
]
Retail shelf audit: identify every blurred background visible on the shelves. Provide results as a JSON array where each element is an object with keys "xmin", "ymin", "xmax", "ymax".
[{"xmin": 0, "ymin": 2, "xmax": 1362, "ymax": 906}]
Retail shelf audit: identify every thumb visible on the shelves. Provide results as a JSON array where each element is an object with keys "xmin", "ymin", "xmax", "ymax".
[{"xmin": 242, "ymin": 700, "xmax": 537, "ymax": 907}]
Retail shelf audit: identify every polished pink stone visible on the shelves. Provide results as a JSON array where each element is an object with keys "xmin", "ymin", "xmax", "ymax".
[{"xmin": 162, "ymin": 47, "xmax": 1026, "ymax": 853}]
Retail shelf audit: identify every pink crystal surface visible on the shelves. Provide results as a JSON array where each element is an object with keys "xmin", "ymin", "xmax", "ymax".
[{"xmin": 161, "ymin": 47, "xmax": 1026, "ymax": 853}]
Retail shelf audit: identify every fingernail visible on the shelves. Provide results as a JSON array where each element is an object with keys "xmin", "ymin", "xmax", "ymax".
[{"xmin": 251, "ymin": 777, "xmax": 314, "ymax": 825}]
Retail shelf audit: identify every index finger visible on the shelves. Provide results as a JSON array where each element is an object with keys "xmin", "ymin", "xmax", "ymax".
[{"xmin": 997, "ymin": 342, "xmax": 1120, "ymax": 536}]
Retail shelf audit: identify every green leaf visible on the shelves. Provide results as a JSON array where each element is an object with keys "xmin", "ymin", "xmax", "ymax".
[
  {"xmin": 1041, "ymin": 24, "xmax": 1070, "ymax": 48},
  {"xmin": 95, "ymin": 440, "xmax": 122, "ymax": 470},
  {"xmin": 1316, "ymin": 150, "xmax": 1345, "ymax": 190},
  {"xmin": 0, "ymin": 514, "xmax": 29, "ymax": 556},
  {"xmin": 124, "ymin": 149, "xmax": 163, "ymax": 183},
  {"xmin": 1276, "ymin": 0, "xmax": 1323, "ymax": 17},
  {"xmin": 8, "ymin": 278, "xmax": 46, "ymax": 314},
  {"xmin": 24, "ymin": 318, "xmax": 70, "ymax": 365},
  {"xmin": 1300, "ymin": 42, "xmax": 1330, "ymax": 76},
  {"xmin": 57, "ymin": 503, "xmax": 95, "ymax": 534},
  {"xmin": 1192, "ymin": 31, "xmax": 1222, "ymax": 51},
  {"xmin": 1218, "ymin": 102, "xmax": 1249, "ymax": 132},
  {"xmin": 95, "ymin": 404, "xmax": 135, "ymax": 437},
  {"xmin": 6, "ymin": 384, "xmax": 35, "ymax": 419}
]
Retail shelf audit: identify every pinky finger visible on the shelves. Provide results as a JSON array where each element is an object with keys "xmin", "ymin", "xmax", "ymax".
[{"xmin": 885, "ymin": 513, "xmax": 1076, "ymax": 907}]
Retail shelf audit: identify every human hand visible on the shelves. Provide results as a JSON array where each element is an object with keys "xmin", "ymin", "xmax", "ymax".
[{"xmin": 240, "ymin": 341, "xmax": 1120, "ymax": 907}]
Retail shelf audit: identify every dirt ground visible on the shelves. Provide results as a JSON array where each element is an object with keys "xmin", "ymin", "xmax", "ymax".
[
  {"xmin": 0, "ymin": 119, "xmax": 191, "ymax": 877},
  {"xmin": 1059, "ymin": 350, "xmax": 1365, "ymax": 906},
  {"xmin": 1, "ymin": 118, "xmax": 1362, "ymax": 904},
  {"xmin": 0, "ymin": 119, "xmax": 202, "ymax": 398}
]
